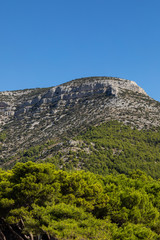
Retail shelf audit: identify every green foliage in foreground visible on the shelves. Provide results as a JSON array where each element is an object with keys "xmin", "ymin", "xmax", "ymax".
[{"xmin": 1, "ymin": 162, "xmax": 160, "ymax": 239}]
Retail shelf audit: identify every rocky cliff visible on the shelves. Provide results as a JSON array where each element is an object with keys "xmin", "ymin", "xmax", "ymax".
[
  {"xmin": 0, "ymin": 76, "xmax": 159, "ymax": 164},
  {"xmin": 0, "ymin": 77, "xmax": 147, "ymax": 125}
]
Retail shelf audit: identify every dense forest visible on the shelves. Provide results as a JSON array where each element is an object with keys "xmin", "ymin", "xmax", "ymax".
[{"xmin": 1, "ymin": 161, "xmax": 160, "ymax": 239}]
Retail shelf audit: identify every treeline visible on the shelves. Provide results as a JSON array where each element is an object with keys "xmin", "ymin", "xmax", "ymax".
[{"xmin": 1, "ymin": 162, "xmax": 160, "ymax": 239}]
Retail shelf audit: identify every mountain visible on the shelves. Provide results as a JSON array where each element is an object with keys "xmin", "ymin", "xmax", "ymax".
[
  {"xmin": 0, "ymin": 76, "xmax": 160, "ymax": 172},
  {"xmin": 1, "ymin": 77, "xmax": 160, "ymax": 240}
]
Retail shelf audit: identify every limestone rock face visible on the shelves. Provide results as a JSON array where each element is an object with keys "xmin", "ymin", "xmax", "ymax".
[
  {"xmin": 0, "ymin": 77, "xmax": 147, "ymax": 122},
  {"xmin": 0, "ymin": 76, "xmax": 159, "ymax": 162},
  {"xmin": 41, "ymin": 77, "xmax": 147, "ymax": 104}
]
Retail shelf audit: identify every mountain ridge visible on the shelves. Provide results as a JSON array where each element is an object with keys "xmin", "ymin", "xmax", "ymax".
[
  {"xmin": 0, "ymin": 76, "xmax": 160, "ymax": 166},
  {"xmin": 0, "ymin": 76, "xmax": 149, "ymax": 127}
]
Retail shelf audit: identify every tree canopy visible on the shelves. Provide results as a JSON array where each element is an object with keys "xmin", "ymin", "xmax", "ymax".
[{"xmin": 1, "ymin": 162, "xmax": 160, "ymax": 239}]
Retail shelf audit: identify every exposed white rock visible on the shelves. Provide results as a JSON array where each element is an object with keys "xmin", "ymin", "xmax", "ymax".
[{"xmin": 0, "ymin": 77, "xmax": 147, "ymax": 123}]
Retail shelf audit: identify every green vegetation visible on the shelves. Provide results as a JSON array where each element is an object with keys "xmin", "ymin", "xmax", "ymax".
[
  {"xmin": 59, "ymin": 121, "xmax": 160, "ymax": 178},
  {"xmin": 1, "ymin": 162, "xmax": 160, "ymax": 239},
  {"xmin": 5, "ymin": 120, "xmax": 160, "ymax": 179},
  {"xmin": 0, "ymin": 131, "xmax": 6, "ymax": 142}
]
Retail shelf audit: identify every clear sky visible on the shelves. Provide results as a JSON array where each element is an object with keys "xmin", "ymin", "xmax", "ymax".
[{"xmin": 0, "ymin": 0, "xmax": 160, "ymax": 101}]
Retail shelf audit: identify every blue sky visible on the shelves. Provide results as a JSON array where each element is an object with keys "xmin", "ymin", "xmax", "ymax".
[{"xmin": 0, "ymin": 0, "xmax": 160, "ymax": 101}]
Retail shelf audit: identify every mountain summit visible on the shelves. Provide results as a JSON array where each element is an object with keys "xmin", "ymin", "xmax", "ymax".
[{"xmin": 0, "ymin": 76, "xmax": 159, "ymax": 164}]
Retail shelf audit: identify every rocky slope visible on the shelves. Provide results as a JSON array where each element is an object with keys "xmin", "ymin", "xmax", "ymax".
[{"xmin": 0, "ymin": 76, "xmax": 160, "ymax": 164}]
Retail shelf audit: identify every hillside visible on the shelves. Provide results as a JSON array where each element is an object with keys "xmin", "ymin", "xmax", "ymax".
[
  {"xmin": 2, "ymin": 120, "xmax": 160, "ymax": 179},
  {"xmin": 1, "ymin": 77, "xmax": 160, "ymax": 239},
  {"xmin": 0, "ymin": 76, "xmax": 160, "ymax": 173}
]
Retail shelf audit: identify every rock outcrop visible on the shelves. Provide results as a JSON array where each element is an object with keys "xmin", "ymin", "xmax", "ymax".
[{"xmin": 0, "ymin": 77, "xmax": 147, "ymax": 124}]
